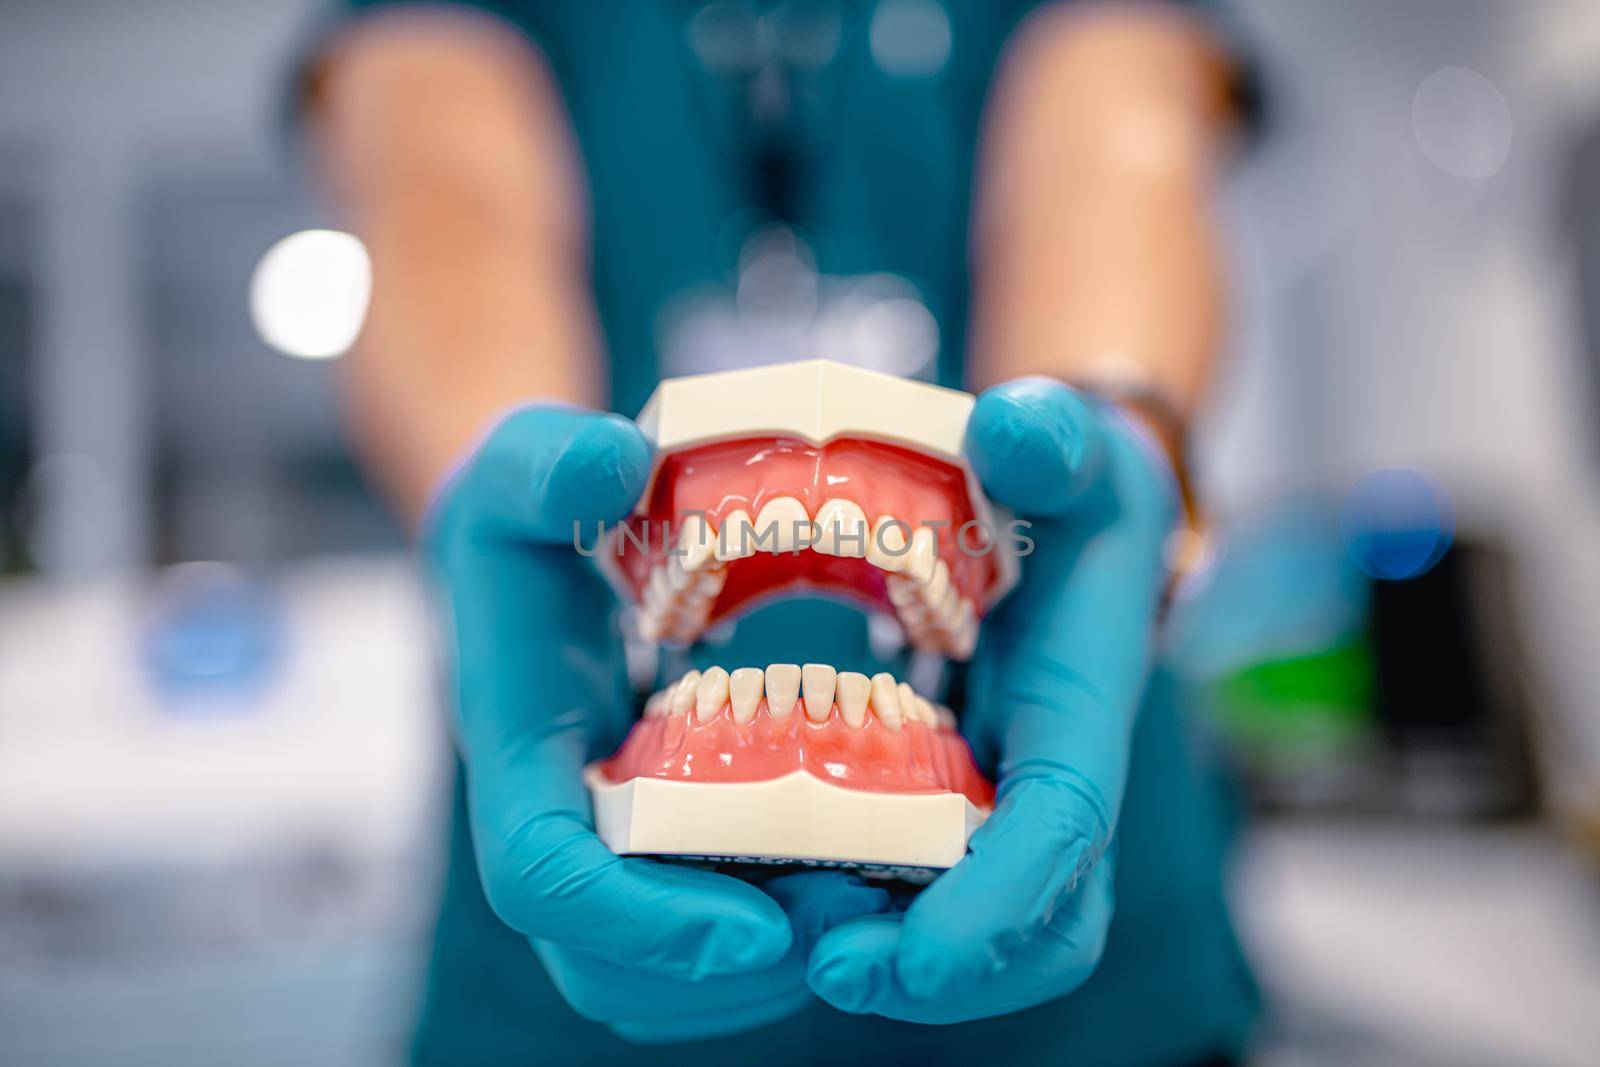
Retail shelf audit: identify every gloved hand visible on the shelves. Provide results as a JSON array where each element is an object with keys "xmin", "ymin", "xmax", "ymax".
[
  {"xmin": 805, "ymin": 378, "xmax": 1177, "ymax": 1023},
  {"xmin": 425, "ymin": 405, "xmax": 888, "ymax": 1042}
]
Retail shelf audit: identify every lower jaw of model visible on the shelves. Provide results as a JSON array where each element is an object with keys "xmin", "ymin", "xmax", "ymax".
[
  {"xmin": 587, "ymin": 664, "xmax": 994, "ymax": 876},
  {"xmin": 589, "ymin": 362, "xmax": 1006, "ymax": 876}
]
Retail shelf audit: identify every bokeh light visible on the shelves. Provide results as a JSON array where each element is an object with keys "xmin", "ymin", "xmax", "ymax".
[
  {"xmin": 139, "ymin": 562, "xmax": 284, "ymax": 706},
  {"xmin": 1411, "ymin": 66, "xmax": 1513, "ymax": 180},
  {"xmin": 1340, "ymin": 467, "xmax": 1456, "ymax": 581},
  {"xmin": 869, "ymin": 0, "xmax": 951, "ymax": 79},
  {"xmin": 248, "ymin": 229, "xmax": 371, "ymax": 360},
  {"xmin": 817, "ymin": 284, "xmax": 938, "ymax": 376}
]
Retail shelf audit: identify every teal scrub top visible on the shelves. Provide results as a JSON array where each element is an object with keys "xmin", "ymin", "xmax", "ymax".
[{"xmin": 309, "ymin": 2, "xmax": 1258, "ymax": 1062}]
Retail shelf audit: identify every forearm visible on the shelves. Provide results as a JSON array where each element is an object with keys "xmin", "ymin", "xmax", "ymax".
[
  {"xmin": 307, "ymin": 11, "xmax": 602, "ymax": 523},
  {"xmin": 969, "ymin": 1, "xmax": 1233, "ymax": 425}
]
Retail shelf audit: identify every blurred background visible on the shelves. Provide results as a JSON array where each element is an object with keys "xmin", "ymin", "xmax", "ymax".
[{"xmin": 3, "ymin": 0, "xmax": 1600, "ymax": 1063}]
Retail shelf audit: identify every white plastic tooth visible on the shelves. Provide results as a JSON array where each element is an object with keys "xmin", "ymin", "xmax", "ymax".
[
  {"xmin": 936, "ymin": 587, "xmax": 966, "ymax": 628},
  {"xmin": 729, "ymin": 667, "xmax": 764, "ymax": 725},
  {"xmin": 683, "ymin": 584, "xmax": 717, "ymax": 616},
  {"xmin": 665, "ymin": 553, "xmax": 694, "ymax": 593},
  {"xmin": 934, "ymin": 704, "xmax": 957, "ymax": 731},
  {"xmin": 636, "ymin": 609, "xmax": 664, "ymax": 643},
  {"xmin": 927, "ymin": 624, "xmax": 955, "ymax": 654},
  {"xmin": 644, "ymin": 691, "xmax": 667, "ymax": 718},
  {"xmin": 907, "ymin": 527, "xmax": 938, "ymax": 584},
  {"xmin": 926, "ymin": 597, "xmax": 961, "ymax": 644},
  {"xmin": 695, "ymin": 666, "xmax": 730, "ymax": 723},
  {"xmin": 693, "ymin": 566, "xmax": 728, "ymax": 600},
  {"xmin": 677, "ymin": 513, "xmax": 717, "ymax": 573},
  {"xmin": 754, "ymin": 496, "xmax": 813, "ymax": 554},
  {"xmin": 673, "ymin": 591, "xmax": 719, "ymax": 642},
  {"xmin": 898, "ymin": 682, "xmax": 923, "ymax": 725},
  {"xmin": 764, "ymin": 664, "xmax": 801, "ymax": 721},
  {"xmin": 645, "ymin": 565, "xmax": 673, "ymax": 608},
  {"xmin": 914, "ymin": 693, "xmax": 937, "ymax": 727},
  {"xmin": 670, "ymin": 670, "xmax": 702, "ymax": 716},
  {"xmin": 896, "ymin": 597, "xmax": 932, "ymax": 627},
  {"xmin": 837, "ymin": 672, "xmax": 871, "ymax": 728},
  {"xmin": 866, "ymin": 516, "xmax": 910, "ymax": 573},
  {"xmin": 947, "ymin": 613, "xmax": 979, "ymax": 659},
  {"xmin": 869, "ymin": 672, "xmax": 903, "ymax": 731},
  {"xmin": 801, "ymin": 663, "xmax": 838, "ymax": 722},
  {"xmin": 922, "ymin": 559, "xmax": 951, "ymax": 608},
  {"xmin": 716, "ymin": 509, "xmax": 756, "ymax": 561},
  {"xmin": 887, "ymin": 575, "xmax": 920, "ymax": 608},
  {"xmin": 813, "ymin": 498, "xmax": 868, "ymax": 557}
]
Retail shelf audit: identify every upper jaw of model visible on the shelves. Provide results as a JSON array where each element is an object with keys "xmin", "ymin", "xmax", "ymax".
[{"xmin": 604, "ymin": 360, "xmax": 1018, "ymax": 660}]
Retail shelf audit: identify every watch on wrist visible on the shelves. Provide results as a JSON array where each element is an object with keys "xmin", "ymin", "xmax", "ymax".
[{"xmin": 1069, "ymin": 369, "xmax": 1212, "ymax": 585}]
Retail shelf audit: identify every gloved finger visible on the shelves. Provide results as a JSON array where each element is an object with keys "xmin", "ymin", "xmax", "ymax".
[
  {"xmin": 426, "ymin": 405, "xmax": 794, "ymax": 980},
  {"xmin": 430, "ymin": 404, "xmax": 651, "ymax": 544},
  {"xmin": 891, "ymin": 771, "xmax": 1107, "ymax": 1000},
  {"xmin": 761, "ymin": 870, "xmax": 893, "ymax": 953},
  {"xmin": 979, "ymin": 417, "xmax": 1174, "ymax": 777},
  {"xmin": 465, "ymin": 708, "xmax": 794, "ymax": 980},
  {"xmin": 807, "ymin": 858, "xmax": 1116, "ymax": 1024},
  {"xmin": 900, "ymin": 425, "xmax": 1172, "ymax": 998},
  {"xmin": 545, "ymin": 871, "xmax": 888, "ymax": 1042},
  {"xmin": 964, "ymin": 378, "xmax": 1107, "ymax": 517},
  {"xmin": 536, "ymin": 936, "xmax": 812, "ymax": 1033}
]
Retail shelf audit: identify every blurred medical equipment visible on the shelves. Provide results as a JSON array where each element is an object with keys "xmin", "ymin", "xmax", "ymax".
[
  {"xmin": 1178, "ymin": 503, "xmax": 1540, "ymax": 819},
  {"xmin": 0, "ymin": 557, "xmax": 445, "ymax": 1065}
]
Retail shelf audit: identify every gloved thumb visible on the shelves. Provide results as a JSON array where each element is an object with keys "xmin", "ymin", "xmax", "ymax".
[
  {"xmin": 433, "ymin": 404, "xmax": 652, "ymax": 544},
  {"xmin": 964, "ymin": 378, "xmax": 1106, "ymax": 518}
]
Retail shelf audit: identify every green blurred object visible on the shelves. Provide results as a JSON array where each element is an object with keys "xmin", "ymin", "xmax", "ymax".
[{"xmin": 1215, "ymin": 636, "xmax": 1377, "ymax": 772}]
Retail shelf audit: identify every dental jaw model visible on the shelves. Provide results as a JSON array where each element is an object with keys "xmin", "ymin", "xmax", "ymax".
[{"xmin": 587, "ymin": 360, "xmax": 1015, "ymax": 877}]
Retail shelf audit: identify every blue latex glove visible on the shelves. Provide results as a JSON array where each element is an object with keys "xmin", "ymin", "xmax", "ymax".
[
  {"xmin": 425, "ymin": 405, "xmax": 888, "ymax": 1042},
  {"xmin": 806, "ymin": 379, "xmax": 1177, "ymax": 1023}
]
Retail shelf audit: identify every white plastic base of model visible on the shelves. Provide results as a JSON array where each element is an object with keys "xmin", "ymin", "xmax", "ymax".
[
  {"xmin": 585, "ymin": 766, "xmax": 989, "ymax": 870},
  {"xmin": 635, "ymin": 359, "xmax": 974, "ymax": 459}
]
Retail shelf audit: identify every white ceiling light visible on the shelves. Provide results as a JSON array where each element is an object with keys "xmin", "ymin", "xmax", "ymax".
[{"xmin": 249, "ymin": 229, "xmax": 371, "ymax": 360}]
